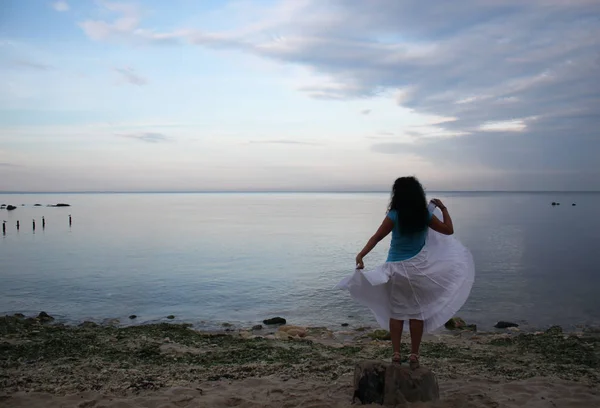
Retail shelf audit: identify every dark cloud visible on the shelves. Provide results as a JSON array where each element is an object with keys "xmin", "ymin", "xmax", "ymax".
[
  {"xmin": 118, "ymin": 132, "xmax": 169, "ymax": 143},
  {"xmin": 114, "ymin": 67, "xmax": 148, "ymax": 86},
  {"xmin": 188, "ymin": 0, "xmax": 600, "ymax": 188}
]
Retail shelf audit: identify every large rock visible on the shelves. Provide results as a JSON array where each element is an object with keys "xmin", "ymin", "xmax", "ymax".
[
  {"xmin": 37, "ymin": 311, "xmax": 54, "ymax": 323},
  {"xmin": 444, "ymin": 317, "xmax": 466, "ymax": 330},
  {"xmin": 353, "ymin": 361, "xmax": 439, "ymax": 405},
  {"xmin": 494, "ymin": 321, "xmax": 519, "ymax": 329},
  {"xmin": 6, "ymin": 205, "xmax": 16, "ymax": 211},
  {"xmin": 263, "ymin": 317, "xmax": 286, "ymax": 325}
]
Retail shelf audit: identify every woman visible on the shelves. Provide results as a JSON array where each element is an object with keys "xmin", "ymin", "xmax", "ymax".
[{"xmin": 336, "ymin": 176, "xmax": 474, "ymax": 369}]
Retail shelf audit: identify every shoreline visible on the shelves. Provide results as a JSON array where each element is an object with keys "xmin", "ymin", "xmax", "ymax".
[
  {"xmin": 3, "ymin": 309, "xmax": 598, "ymax": 335},
  {"xmin": 2, "ymin": 312, "xmax": 600, "ymax": 407}
]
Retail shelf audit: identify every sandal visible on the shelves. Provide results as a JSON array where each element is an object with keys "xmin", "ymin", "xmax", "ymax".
[
  {"xmin": 408, "ymin": 353, "xmax": 420, "ymax": 369},
  {"xmin": 392, "ymin": 352, "xmax": 401, "ymax": 364}
]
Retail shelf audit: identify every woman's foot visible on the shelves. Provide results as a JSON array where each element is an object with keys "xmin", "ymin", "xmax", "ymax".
[
  {"xmin": 408, "ymin": 353, "xmax": 420, "ymax": 369},
  {"xmin": 392, "ymin": 352, "xmax": 401, "ymax": 364}
]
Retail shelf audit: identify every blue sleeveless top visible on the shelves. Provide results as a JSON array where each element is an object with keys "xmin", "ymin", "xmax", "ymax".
[{"xmin": 386, "ymin": 209, "xmax": 433, "ymax": 262}]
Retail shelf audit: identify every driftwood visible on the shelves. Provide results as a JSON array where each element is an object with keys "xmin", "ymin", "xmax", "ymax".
[{"xmin": 353, "ymin": 360, "xmax": 439, "ymax": 406}]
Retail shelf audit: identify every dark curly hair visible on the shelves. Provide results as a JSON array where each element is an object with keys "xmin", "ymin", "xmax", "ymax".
[{"xmin": 388, "ymin": 176, "xmax": 429, "ymax": 235}]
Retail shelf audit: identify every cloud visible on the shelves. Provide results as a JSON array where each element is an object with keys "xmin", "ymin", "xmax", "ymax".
[
  {"xmin": 118, "ymin": 132, "xmax": 169, "ymax": 143},
  {"xmin": 73, "ymin": 0, "xmax": 600, "ymax": 187},
  {"xmin": 52, "ymin": 1, "xmax": 69, "ymax": 12},
  {"xmin": 78, "ymin": 2, "xmax": 188, "ymax": 44},
  {"xmin": 182, "ymin": 0, "xmax": 599, "ymax": 181},
  {"xmin": 114, "ymin": 67, "xmax": 147, "ymax": 86},
  {"xmin": 361, "ymin": 109, "xmax": 371, "ymax": 115},
  {"xmin": 11, "ymin": 59, "xmax": 53, "ymax": 71},
  {"xmin": 249, "ymin": 139, "xmax": 322, "ymax": 146}
]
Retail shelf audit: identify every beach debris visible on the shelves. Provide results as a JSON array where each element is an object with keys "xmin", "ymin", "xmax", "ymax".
[
  {"xmin": 353, "ymin": 360, "xmax": 439, "ymax": 405},
  {"xmin": 129, "ymin": 315, "xmax": 137, "ymax": 320},
  {"xmin": 545, "ymin": 325, "xmax": 563, "ymax": 336},
  {"xmin": 494, "ymin": 321, "xmax": 519, "ymax": 329},
  {"xmin": 445, "ymin": 317, "xmax": 467, "ymax": 330},
  {"xmin": 263, "ymin": 317, "xmax": 286, "ymax": 325},
  {"xmin": 167, "ymin": 315, "xmax": 175, "ymax": 320},
  {"xmin": 368, "ymin": 329, "xmax": 391, "ymax": 341},
  {"xmin": 251, "ymin": 324, "xmax": 263, "ymax": 331},
  {"xmin": 36, "ymin": 312, "xmax": 55, "ymax": 323}
]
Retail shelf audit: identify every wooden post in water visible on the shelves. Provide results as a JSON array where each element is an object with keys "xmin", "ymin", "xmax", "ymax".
[
  {"xmin": 69, "ymin": 214, "xmax": 72, "ymax": 227},
  {"xmin": 2, "ymin": 221, "xmax": 5, "ymax": 236},
  {"xmin": 16, "ymin": 220, "xmax": 20, "ymax": 231},
  {"xmin": 33, "ymin": 219, "xmax": 36, "ymax": 232},
  {"xmin": 42, "ymin": 216, "xmax": 46, "ymax": 229}
]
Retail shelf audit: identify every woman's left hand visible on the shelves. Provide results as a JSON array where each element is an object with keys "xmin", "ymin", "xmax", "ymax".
[{"xmin": 355, "ymin": 254, "xmax": 364, "ymax": 269}]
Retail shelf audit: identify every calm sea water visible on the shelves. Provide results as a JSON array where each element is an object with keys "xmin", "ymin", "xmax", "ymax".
[{"xmin": 1, "ymin": 192, "xmax": 599, "ymax": 332}]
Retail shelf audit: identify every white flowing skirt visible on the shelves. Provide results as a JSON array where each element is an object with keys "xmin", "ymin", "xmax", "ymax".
[{"xmin": 335, "ymin": 229, "xmax": 475, "ymax": 333}]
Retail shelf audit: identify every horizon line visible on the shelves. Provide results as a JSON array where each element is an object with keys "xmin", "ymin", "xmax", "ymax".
[{"xmin": 1, "ymin": 190, "xmax": 599, "ymax": 195}]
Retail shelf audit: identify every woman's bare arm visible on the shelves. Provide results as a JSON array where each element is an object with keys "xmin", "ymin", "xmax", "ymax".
[
  {"xmin": 355, "ymin": 217, "xmax": 394, "ymax": 269},
  {"xmin": 429, "ymin": 199, "xmax": 454, "ymax": 235}
]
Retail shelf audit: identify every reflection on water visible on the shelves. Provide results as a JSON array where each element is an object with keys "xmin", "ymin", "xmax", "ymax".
[{"xmin": 1, "ymin": 192, "xmax": 599, "ymax": 331}]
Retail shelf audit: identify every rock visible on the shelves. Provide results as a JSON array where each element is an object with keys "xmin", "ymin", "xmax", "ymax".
[
  {"xmin": 222, "ymin": 322, "xmax": 232, "ymax": 327},
  {"xmin": 507, "ymin": 327, "xmax": 520, "ymax": 332},
  {"xmin": 545, "ymin": 325, "xmax": 563, "ymax": 335},
  {"xmin": 572, "ymin": 203, "xmax": 576, "ymax": 206},
  {"xmin": 13, "ymin": 313, "xmax": 25, "ymax": 319},
  {"xmin": 252, "ymin": 324, "xmax": 263, "ymax": 331},
  {"xmin": 167, "ymin": 315, "xmax": 175, "ymax": 320},
  {"xmin": 445, "ymin": 317, "xmax": 466, "ymax": 330},
  {"xmin": 6, "ymin": 205, "xmax": 16, "ymax": 211},
  {"xmin": 263, "ymin": 317, "xmax": 286, "ymax": 325},
  {"xmin": 341, "ymin": 323, "xmax": 349, "ymax": 327},
  {"xmin": 368, "ymin": 329, "xmax": 392, "ymax": 341},
  {"xmin": 37, "ymin": 311, "xmax": 54, "ymax": 323},
  {"xmin": 552, "ymin": 202, "xmax": 557, "ymax": 206},
  {"xmin": 278, "ymin": 325, "xmax": 307, "ymax": 338},
  {"xmin": 355, "ymin": 326, "xmax": 370, "ymax": 332},
  {"xmin": 54, "ymin": 203, "xmax": 71, "ymax": 207},
  {"xmin": 34, "ymin": 204, "xmax": 42, "ymax": 207},
  {"xmin": 353, "ymin": 360, "xmax": 439, "ymax": 405},
  {"xmin": 79, "ymin": 321, "xmax": 98, "ymax": 328},
  {"xmin": 129, "ymin": 315, "xmax": 137, "ymax": 320},
  {"xmin": 494, "ymin": 321, "xmax": 519, "ymax": 329}
]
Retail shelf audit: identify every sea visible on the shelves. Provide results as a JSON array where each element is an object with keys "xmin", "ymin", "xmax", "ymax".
[{"xmin": 1, "ymin": 192, "xmax": 599, "ymax": 333}]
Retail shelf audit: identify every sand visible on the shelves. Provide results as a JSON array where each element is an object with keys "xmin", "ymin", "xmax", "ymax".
[
  {"xmin": 1, "ymin": 315, "xmax": 600, "ymax": 407},
  {"xmin": 4, "ymin": 376, "xmax": 600, "ymax": 407}
]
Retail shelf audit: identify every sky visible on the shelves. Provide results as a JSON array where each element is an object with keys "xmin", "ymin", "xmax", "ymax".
[{"xmin": 0, "ymin": 0, "xmax": 599, "ymax": 192}]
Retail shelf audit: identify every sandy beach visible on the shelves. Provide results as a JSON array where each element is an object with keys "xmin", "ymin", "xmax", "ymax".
[{"xmin": 1, "ymin": 314, "xmax": 599, "ymax": 407}]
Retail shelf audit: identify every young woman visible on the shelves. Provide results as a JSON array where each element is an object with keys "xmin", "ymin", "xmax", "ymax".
[{"xmin": 336, "ymin": 176, "xmax": 474, "ymax": 369}]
